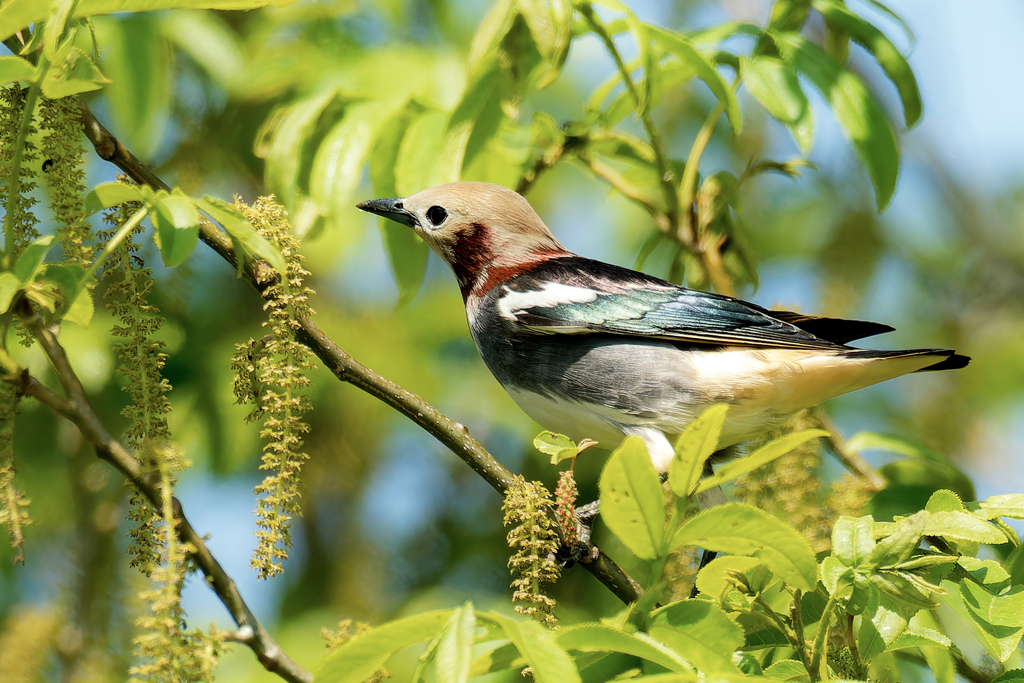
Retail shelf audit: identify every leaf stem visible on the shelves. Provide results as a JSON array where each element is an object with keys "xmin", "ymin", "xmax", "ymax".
[
  {"xmin": 808, "ymin": 587, "xmax": 842, "ymax": 682},
  {"xmin": 2, "ymin": 55, "xmax": 48, "ymax": 269},
  {"xmin": 77, "ymin": 206, "xmax": 148, "ymax": 289},
  {"xmin": 579, "ymin": 3, "xmax": 678, "ymax": 221}
]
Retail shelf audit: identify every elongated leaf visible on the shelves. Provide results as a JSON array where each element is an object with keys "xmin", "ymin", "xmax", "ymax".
[
  {"xmin": 0, "ymin": 56, "xmax": 38, "ymax": 85},
  {"xmin": 467, "ymin": 0, "xmax": 515, "ymax": 75},
  {"xmin": 436, "ymin": 603, "xmax": 475, "ymax": 683},
  {"xmin": 314, "ymin": 610, "xmax": 452, "ymax": 683},
  {"xmin": 978, "ymin": 494, "xmax": 1024, "ymax": 520},
  {"xmin": 886, "ymin": 628, "xmax": 951, "ymax": 651},
  {"xmin": 256, "ymin": 88, "xmax": 338, "ymax": 208},
  {"xmin": 13, "ymin": 235, "xmax": 57, "ymax": 282},
  {"xmin": 856, "ymin": 595, "xmax": 909, "ymax": 663},
  {"xmin": 773, "ymin": 32, "xmax": 898, "ymax": 209},
  {"xmin": 671, "ymin": 503, "xmax": 817, "ymax": 590},
  {"xmin": 468, "ymin": 642, "xmax": 524, "ymax": 676},
  {"xmin": 924, "ymin": 512, "xmax": 1006, "ymax": 545},
  {"xmin": 396, "ymin": 109, "xmax": 450, "ymax": 196},
  {"xmin": 649, "ymin": 27, "xmax": 742, "ymax": 134},
  {"xmin": 740, "ymin": 56, "xmax": 812, "ymax": 153},
  {"xmin": 762, "ymin": 659, "xmax": 809, "ymax": 681},
  {"xmin": 160, "ymin": 10, "xmax": 245, "ymax": 92},
  {"xmin": 686, "ymin": 22, "xmax": 762, "ymax": 46},
  {"xmin": 811, "ymin": 0, "xmax": 921, "ymax": 127},
  {"xmin": 668, "ymin": 404, "xmax": 727, "ymax": 498},
  {"xmin": 697, "ymin": 429, "xmax": 827, "ymax": 493},
  {"xmin": 84, "ymin": 182, "xmax": 145, "ymax": 214},
  {"xmin": 311, "ymin": 99, "xmax": 405, "ymax": 221},
  {"xmin": 486, "ymin": 613, "xmax": 580, "ymax": 683},
  {"xmin": 94, "ymin": 15, "xmax": 169, "ymax": 159},
  {"xmin": 556, "ymin": 624, "xmax": 693, "ymax": 674},
  {"xmin": 624, "ymin": 11, "xmax": 656, "ymax": 117},
  {"xmin": 519, "ymin": 0, "xmax": 572, "ymax": 87},
  {"xmin": 151, "ymin": 190, "xmax": 200, "ymax": 267},
  {"xmin": 0, "ymin": 273, "xmax": 21, "ymax": 314},
  {"xmin": 193, "ymin": 196, "xmax": 286, "ymax": 277},
  {"xmin": 938, "ymin": 580, "xmax": 1024, "ymax": 663},
  {"xmin": 1, "ymin": 0, "xmax": 297, "ymax": 41},
  {"xmin": 599, "ymin": 436, "xmax": 666, "ymax": 560}
]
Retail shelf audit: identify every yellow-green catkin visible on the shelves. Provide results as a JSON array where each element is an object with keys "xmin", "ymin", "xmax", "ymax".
[
  {"xmin": 0, "ymin": 85, "xmax": 41, "ymax": 251},
  {"xmin": 0, "ymin": 380, "xmax": 30, "ymax": 564},
  {"xmin": 39, "ymin": 96, "xmax": 93, "ymax": 266},
  {"xmin": 229, "ymin": 197, "xmax": 315, "ymax": 580},
  {"xmin": 502, "ymin": 476, "xmax": 560, "ymax": 626},
  {"xmin": 321, "ymin": 619, "xmax": 389, "ymax": 681}
]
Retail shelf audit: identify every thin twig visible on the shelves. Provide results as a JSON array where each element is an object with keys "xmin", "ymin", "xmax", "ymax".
[{"xmin": 814, "ymin": 408, "xmax": 886, "ymax": 490}]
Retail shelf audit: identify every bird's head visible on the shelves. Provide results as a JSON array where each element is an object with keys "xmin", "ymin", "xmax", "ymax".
[{"xmin": 357, "ymin": 182, "xmax": 569, "ymax": 297}]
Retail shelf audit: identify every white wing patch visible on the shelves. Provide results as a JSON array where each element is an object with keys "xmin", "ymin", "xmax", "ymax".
[{"xmin": 496, "ymin": 282, "xmax": 600, "ymax": 322}]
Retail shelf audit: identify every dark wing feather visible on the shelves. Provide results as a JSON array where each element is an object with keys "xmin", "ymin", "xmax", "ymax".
[{"xmin": 504, "ymin": 257, "xmax": 862, "ymax": 350}]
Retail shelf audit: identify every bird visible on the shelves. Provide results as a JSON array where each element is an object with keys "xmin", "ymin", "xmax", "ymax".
[{"xmin": 357, "ymin": 181, "xmax": 969, "ymax": 474}]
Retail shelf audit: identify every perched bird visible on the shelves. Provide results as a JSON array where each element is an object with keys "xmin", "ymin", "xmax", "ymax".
[{"xmin": 357, "ymin": 182, "xmax": 969, "ymax": 473}]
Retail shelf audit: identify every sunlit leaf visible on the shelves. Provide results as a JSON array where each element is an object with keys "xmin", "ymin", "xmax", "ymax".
[
  {"xmin": 668, "ymin": 403, "xmax": 727, "ymax": 498},
  {"xmin": 467, "ymin": 0, "xmax": 515, "ymax": 75},
  {"xmin": 556, "ymin": 624, "xmax": 694, "ymax": 674},
  {"xmin": 811, "ymin": 0, "xmax": 922, "ymax": 127},
  {"xmin": 519, "ymin": 0, "xmax": 572, "ymax": 88},
  {"xmin": 649, "ymin": 26, "xmax": 742, "ymax": 134},
  {"xmin": 0, "ymin": 56, "xmax": 38, "ymax": 85},
  {"xmin": 151, "ymin": 190, "xmax": 200, "ymax": 267},
  {"xmin": 160, "ymin": 10, "xmax": 245, "ymax": 92},
  {"xmin": 93, "ymin": 15, "xmax": 169, "ymax": 159},
  {"xmin": 697, "ymin": 428, "xmax": 827, "ymax": 493},
  {"xmin": 13, "ymin": 235, "xmax": 57, "ymax": 282},
  {"xmin": 772, "ymin": 32, "xmax": 898, "ymax": 209},
  {"xmin": 740, "ymin": 56, "xmax": 812, "ymax": 153},
  {"xmin": 314, "ymin": 610, "xmax": 452, "ymax": 683},
  {"xmin": 830, "ymin": 515, "xmax": 875, "ymax": 568},
  {"xmin": 938, "ymin": 580, "xmax": 1024, "ymax": 663},
  {"xmin": 485, "ymin": 612, "xmax": 580, "ymax": 683},
  {"xmin": 84, "ymin": 182, "xmax": 145, "ymax": 214},
  {"xmin": 436, "ymin": 603, "xmax": 475, "ymax": 683},
  {"xmin": 193, "ymin": 195, "xmax": 286, "ymax": 277},
  {"xmin": 671, "ymin": 503, "xmax": 817, "ymax": 590},
  {"xmin": 762, "ymin": 659, "xmax": 809, "ymax": 681},
  {"xmin": 599, "ymin": 436, "xmax": 666, "ymax": 560}
]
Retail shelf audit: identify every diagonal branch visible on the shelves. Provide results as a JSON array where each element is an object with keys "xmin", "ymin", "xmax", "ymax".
[
  {"xmin": 13, "ymin": 313, "xmax": 312, "ymax": 683},
  {"xmin": 74, "ymin": 103, "xmax": 644, "ymax": 605}
]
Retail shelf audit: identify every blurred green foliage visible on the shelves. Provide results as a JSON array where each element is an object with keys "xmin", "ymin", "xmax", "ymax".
[{"xmin": 1, "ymin": 0, "xmax": 1023, "ymax": 681}]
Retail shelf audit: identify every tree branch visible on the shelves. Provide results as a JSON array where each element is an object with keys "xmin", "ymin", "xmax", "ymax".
[
  {"xmin": 74, "ymin": 102, "xmax": 645, "ymax": 605},
  {"xmin": 16, "ymin": 315, "xmax": 312, "ymax": 683}
]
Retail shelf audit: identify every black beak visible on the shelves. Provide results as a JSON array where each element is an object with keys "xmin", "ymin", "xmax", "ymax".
[{"xmin": 356, "ymin": 197, "xmax": 417, "ymax": 228}]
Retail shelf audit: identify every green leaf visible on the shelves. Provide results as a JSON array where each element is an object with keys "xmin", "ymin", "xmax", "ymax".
[
  {"xmin": 64, "ymin": 287, "xmax": 94, "ymax": 327},
  {"xmin": 830, "ymin": 515, "xmax": 875, "ymax": 568},
  {"xmin": 534, "ymin": 431, "xmax": 583, "ymax": 465},
  {"xmin": 648, "ymin": 26, "xmax": 742, "ymax": 134},
  {"xmin": 310, "ymin": 99, "xmax": 406, "ymax": 222},
  {"xmin": 519, "ymin": 0, "xmax": 572, "ymax": 88},
  {"xmin": 41, "ymin": 43, "xmax": 112, "ymax": 98},
  {"xmin": 870, "ymin": 511, "xmax": 927, "ymax": 567},
  {"xmin": 84, "ymin": 182, "xmax": 145, "ymax": 214},
  {"xmin": 670, "ymin": 503, "xmax": 817, "ymax": 591},
  {"xmin": 978, "ymin": 493, "xmax": 1024, "ymax": 520},
  {"xmin": 485, "ymin": 612, "xmax": 580, "ymax": 683},
  {"xmin": 555, "ymin": 624, "xmax": 694, "ymax": 674},
  {"xmin": 599, "ymin": 436, "xmax": 666, "ymax": 560},
  {"xmin": 13, "ymin": 235, "xmax": 57, "ymax": 282},
  {"xmin": 0, "ymin": 56, "xmax": 38, "ymax": 85},
  {"xmin": 697, "ymin": 429, "xmax": 827, "ymax": 494},
  {"xmin": 467, "ymin": 0, "xmax": 515, "ymax": 75},
  {"xmin": 650, "ymin": 600, "xmax": 745, "ymax": 659},
  {"xmin": 0, "ymin": 272, "xmax": 21, "ymax": 313},
  {"xmin": 256, "ymin": 87, "xmax": 338, "ymax": 209},
  {"xmin": 436, "ymin": 603, "xmax": 475, "ymax": 683},
  {"xmin": 193, "ymin": 196, "xmax": 286, "ymax": 277},
  {"xmin": 396, "ymin": 108, "xmax": 451, "ymax": 195},
  {"xmin": 440, "ymin": 60, "xmax": 501, "ymax": 183},
  {"xmin": 740, "ymin": 56, "xmax": 812, "ymax": 153},
  {"xmin": 1, "ymin": 0, "xmax": 298, "ymax": 41},
  {"xmin": 924, "ymin": 512, "xmax": 1006, "ymax": 545},
  {"xmin": 151, "ymin": 190, "xmax": 200, "ymax": 267},
  {"xmin": 886, "ymin": 628, "xmax": 951, "ymax": 652},
  {"xmin": 810, "ymin": 0, "xmax": 922, "ymax": 127},
  {"xmin": 160, "ymin": 10, "xmax": 245, "ymax": 92},
  {"xmin": 856, "ymin": 595, "xmax": 909, "ymax": 663},
  {"xmin": 668, "ymin": 403, "xmax": 727, "ymax": 498},
  {"xmin": 938, "ymin": 580, "xmax": 1024, "ymax": 663},
  {"xmin": 468, "ymin": 642, "xmax": 524, "ymax": 676},
  {"xmin": 694, "ymin": 555, "xmax": 761, "ymax": 599},
  {"xmin": 686, "ymin": 22, "xmax": 762, "ymax": 46},
  {"xmin": 762, "ymin": 659, "xmax": 809, "ymax": 681},
  {"xmin": 993, "ymin": 671, "xmax": 1024, "ymax": 683},
  {"xmin": 772, "ymin": 31, "xmax": 898, "ymax": 210},
  {"xmin": 314, "ymin": 610, "xmax": 451, "ymax": 683},
  {"xmin": 624, "ymin": 11, "xmax": 656, "ymax": 117},
  {"xmin": 93, "ymin": 15, "xmax": 168, "ymax": 158}
]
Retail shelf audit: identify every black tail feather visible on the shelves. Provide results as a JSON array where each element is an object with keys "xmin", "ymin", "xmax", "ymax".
[{"xmin": 845, "ymin": 347, "xmax": 971, "ymax": 371}]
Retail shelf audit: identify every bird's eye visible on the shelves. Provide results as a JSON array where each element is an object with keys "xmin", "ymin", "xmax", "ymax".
[{"xmin": 425, "ymin": 206, "xmax": 448, "ymax": 226}]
